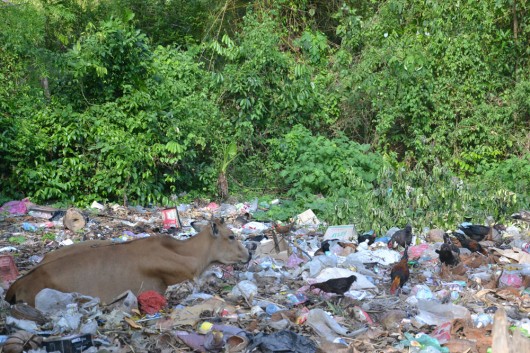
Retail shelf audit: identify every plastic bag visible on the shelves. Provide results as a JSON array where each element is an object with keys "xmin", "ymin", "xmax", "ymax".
[{"xmin": 414, "ymin": 300, "xmax": 469, "ymax": 326}]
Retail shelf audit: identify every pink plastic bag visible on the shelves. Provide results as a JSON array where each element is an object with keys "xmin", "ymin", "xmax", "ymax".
[
  {"xmin": 0, "ymin": 198, "xmax": 33, "ymax": 215},
  {"xmin": 499, "ymin": 272, "xmax": 523, "ymax": 288},
  {"xmin": 408, "ymin": 244, "xmax": 430, "ymax": 258},
  {"xmin": 207, "ymin": 202, "xmax": 219, "ymax": 210},
  {"xmin": 286, "ymin": 254, "xmax": 305, "ymax": 268}
]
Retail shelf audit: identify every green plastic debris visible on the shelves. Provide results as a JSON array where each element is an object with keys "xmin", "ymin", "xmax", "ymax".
[
  {"xmin": 510, "ymin": 326, "xmax": 530, "ymax": 338},
  {"xmin": 400, "ymin": 332, "xmax": 449, "ymax": 353}
]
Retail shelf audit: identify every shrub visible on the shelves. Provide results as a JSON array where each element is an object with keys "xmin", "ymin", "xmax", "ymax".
[{"xmin": 269, "ymin": 125, "xmax": 383, "ymax": 198}]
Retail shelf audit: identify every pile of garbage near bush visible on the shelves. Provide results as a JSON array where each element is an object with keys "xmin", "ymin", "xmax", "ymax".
[{"xmin": 0, "ymin": 198, "xmax": 530, "ymax": 352}]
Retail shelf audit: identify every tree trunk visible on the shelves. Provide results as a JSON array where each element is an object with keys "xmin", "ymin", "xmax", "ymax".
[
  {"xmin": 41, "ymin": 77, "xmax": 51, "ymax": 101},
  {"xmin": 217, "ymin": 172, "xmax": 228, "ymax": 200}
]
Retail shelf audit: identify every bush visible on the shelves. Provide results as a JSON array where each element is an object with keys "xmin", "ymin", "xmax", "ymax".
[{"xmin": 268, "ymin": 125, "xmax": 383, "ymax": 198}]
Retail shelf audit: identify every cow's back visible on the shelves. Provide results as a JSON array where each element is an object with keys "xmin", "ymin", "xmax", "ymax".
[{"xmin": 6, "ymin": 237, "xmax": 174, "ymax": 305}]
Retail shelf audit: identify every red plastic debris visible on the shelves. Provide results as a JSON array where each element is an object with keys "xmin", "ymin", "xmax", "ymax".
[
  {"xmin": 137, "ymin": 290, "xmax": 167, "ymax": 314},
  {"xmin": 0, "ymin": 254, "xmax": 19, "ymax": 285},
  {"xmin": 408, "ymin": 244, "xmax": 430, "ymax": 259},
  {"xmin": 207, "ymin": 202, "xmax": 219, "ymax": 210},
  {"xmin": 431, "ymin": 322, "xmax": 452, "ymax": 344}
]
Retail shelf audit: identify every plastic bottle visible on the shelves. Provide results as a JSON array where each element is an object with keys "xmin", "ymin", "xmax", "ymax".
[
  {"xmin": 22, "ymin": 222, "xmax": 38, "ymax": 232},
  {"xmin": 473, "ymin": 313, "xmax": 493, "ymax": 328},
  {"xmin": 286, "ymin": 293, "xmax": 307, "ymax": 305},
  {"xmin": 265, "ymin": 304, "xmax": 280, "ymax": 315}
]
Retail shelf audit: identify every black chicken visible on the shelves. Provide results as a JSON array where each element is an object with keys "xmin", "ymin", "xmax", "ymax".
[
  {"xmin": 458, "ymin": 222, "xmax": 505, "ymax": 242},
  {"xmin": 436, "ymin": 233, "xmax": 460, "ymax": 266},
  {"xmin": 314, "ymin": 239, "xmax": 335, "ymax": 256},
  {"xmin": 314, "ymin": 240, "xmax": 357, "ymax": 256},
  {"xmin": 454, "ymin": 232, "xmax": 487, "ymax": 255},
  {"xmin": 512, "ymin": 211, "xmax": 530, "ymax": 223},
  {"xmin": 310, "ymin": 275, "xmax": 357, "ymax": 296},
  {"xmin": 388, "ymin": 224, "xmax": 413, "ymax": 249},
  {"xmin": 443, "ymin": 233, "xmax": 460, "ymax": 254},
  {"xmin": 233, "ymin": 212, "xmax": 251, "ymax": 227},
  {"xmin": 436, "ymin": 243, "xmax": 459, "ymax": 266},
  {"xmin": 358, "ymin": 230, "xmax": 376, "ymax": 245}
]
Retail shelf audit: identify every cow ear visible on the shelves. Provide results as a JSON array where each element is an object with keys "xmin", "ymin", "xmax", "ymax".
[
  {"xmin": 211, "ymin": 222, "xmax": 219, "ymax": 237},
  {"xmin": 191, "ymin": 221, "xmax": 203, "ymax": 232},
  {"xmin": 220, "ymin": 217, "xmax": 225, "ymax": 224}
]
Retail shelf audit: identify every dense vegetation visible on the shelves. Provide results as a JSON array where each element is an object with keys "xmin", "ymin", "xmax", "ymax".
[{"xmin": 1, "ymin": 0, "xmax": 529, "ymax": 231}]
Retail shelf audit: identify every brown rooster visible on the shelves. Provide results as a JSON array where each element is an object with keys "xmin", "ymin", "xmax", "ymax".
[
  {"xmin": 273, "ymin": 221, "xmax": 295, "ymax": 235},
  {"xmin": 390, "ymin": 246, "xmax": 409, "ymax": 295},
  {"xmin": 454, "ymin": 232, "xmax": 487, "ymax": 255}
]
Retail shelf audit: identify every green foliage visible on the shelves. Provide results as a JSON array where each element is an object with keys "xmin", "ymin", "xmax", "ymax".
[
  {"xmin": 208, "ymin": 12, "xmax": 337, "ymax": 151},
  {"xmin": 478, "ymin": 154, "xmax": 530, "ymax": 198},
  {"xmin": 9, "ymin": 236, "xmax": 26, "ymax": 245},
  {"xmin": 61, "ymin": 15, "xmax": 152, "ymax": 105},
  {"xmin": 42, "ymin": 233, "xmax": 56, "ymax": 241},
  {"xmin": 8, "ymin": 25, "xmax": 221, "ymax": 204},
  {"xmin": 333, "ymin": 0, "xmax": 528, "ymax": 169},
  {"xmin": 274, "ymin": 161, "xmax": 524, "ymax": 234},
  {"xmin": 0, "ymin": 2, "xmax": 45, "ymax": 53},
  {"xmin": 269, "ymin": 125, "xmax": 383, "ymax": 198},
  {"xmin": 0, "ymin": 0, "xmax": 529, "ymax": 228},
  {"xmin": 105, "ymin": 0, "xmax": 216, "ymax": 46}
]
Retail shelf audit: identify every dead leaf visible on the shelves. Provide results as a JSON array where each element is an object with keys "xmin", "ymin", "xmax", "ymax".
[
  {"xmin": 170, "ymin": 298, "xmax": 229, "ymax": 326},
  {"xmin": 124, "ymin": 316, "xmax": 142, "ymax": 329},
  {"xmin": 443, "ymin": 338, "xmax": 477, "ymax": 353},
  {"xmin": 440, "ymin": 262, "xmax": 468, "ymax": 281},
  {"xmin": 475, "ymin": 289, "xmax": 495, "ymax": 299},
  {"xmin": 463, "ymin": 327, "xmax": 490, "ymax": 340},
  {"xmin": 461, "ymin": 254, "xmax": 490, "ymax": 268},
  {"xmin": 317, "ymin": 341, "xmax": 354, "ymax": 353},
  {"xmin": 491, "ymin": 248, "xmax": 530, "ymax": 264},
  {"xmin": 496, "ymin": 287, "xmax": 522, "ymax": 300}
]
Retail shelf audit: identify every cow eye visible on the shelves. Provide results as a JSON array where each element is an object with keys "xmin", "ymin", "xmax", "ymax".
[{"xmin": 229, "ymin": 235, "xmax": 235, "ymax": 240}]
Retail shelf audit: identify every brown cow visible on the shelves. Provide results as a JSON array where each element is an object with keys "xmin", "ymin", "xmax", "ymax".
[{"xmin": 6, "ymin": 218, "xmax": 250, "ymax": 306}]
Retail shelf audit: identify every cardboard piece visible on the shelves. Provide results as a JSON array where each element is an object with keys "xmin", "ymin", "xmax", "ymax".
[
  {"xmin": 295, "ymin": 209, "xmax": 320, "ymax": 225},
  {"xmin": 254, "ymin": 238, "xmax": 289, "ymax": 261},
  {"xmin": 491, "ymin": 247, "xmax": 530, "ymax": 264},
  {"xmin": 323, "ymin": 225, "xmax": 357, "ymax": 242}
]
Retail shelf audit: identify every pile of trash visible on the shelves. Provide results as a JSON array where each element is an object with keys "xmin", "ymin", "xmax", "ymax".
[{"xmin": 0, "ymin": 198, "xmax": 530, "ymax": 352}]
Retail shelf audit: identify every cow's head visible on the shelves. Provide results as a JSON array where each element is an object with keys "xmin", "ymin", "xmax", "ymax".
[{"xmin": 195, "ymin": 218, "xmax": 251, "ymax": 265}]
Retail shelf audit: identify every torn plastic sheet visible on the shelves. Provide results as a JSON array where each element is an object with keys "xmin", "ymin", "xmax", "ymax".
[{"xmin": 247, "ymin": 330, "xmax": 318, "ymax": 353}]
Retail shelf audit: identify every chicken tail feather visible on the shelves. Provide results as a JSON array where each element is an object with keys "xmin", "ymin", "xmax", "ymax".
[{"xmin": 390, "ymin": 276, "xmax": 401, "ymax": 294}]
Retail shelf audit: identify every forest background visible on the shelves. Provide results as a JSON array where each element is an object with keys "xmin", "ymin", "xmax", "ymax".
[{"xmin": 1, "ymin": 0, "xmax": 529, "ymax": 233}]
